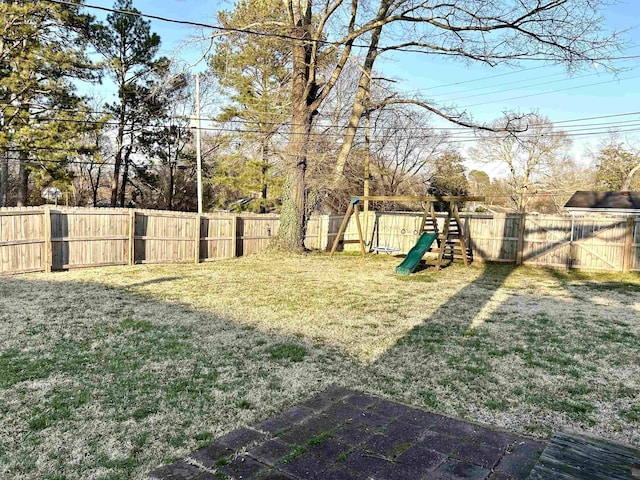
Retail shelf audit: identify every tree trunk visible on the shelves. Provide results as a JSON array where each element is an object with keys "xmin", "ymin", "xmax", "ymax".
[
  {"xmin": 119, "ymin": 147, "xmax": 131, "ymax": 207},
  {"xmin": 111, "ymin": 89, "xmax": 127, "ymax": 206},
  {"xmin": 275, "ymin": 27, "xmax": 313, "ymax": 251},
  {"xmin": 111, "ymin": 127, "xmax": 124, "ymax": 206},
  {"xmin": 168, "ymin": 163, "xmax": 175, "ymax": 210},
  {"xmin": 622, "ymin": 162, "xmax": 640, "ymax": 191},
  {"xmin": 259, "ymin": 138, "xmax": 269, "ymax": 214},
  {"xmin": 0, "ymin": 151, "xmax": 8, "ymax": 207},
  {"xmin": 17, "ymin": 150, "xmax": 29, "ymax": 206},
  {"xmin": 91, "ymin": 167, "xmax": 101, "ymax": 207},
  {"xmin": 331, "ymin": 5, "xmax": 388, "ymax": 188}
]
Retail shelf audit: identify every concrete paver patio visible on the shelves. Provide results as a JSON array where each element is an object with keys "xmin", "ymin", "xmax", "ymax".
[{"xmin": 149, "ymin": 385, "xmax": 547, "ymax": 480}]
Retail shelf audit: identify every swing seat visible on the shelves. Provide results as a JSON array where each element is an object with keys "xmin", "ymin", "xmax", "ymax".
[{"xmin": 370, "ymin": 245, "xmax": 401, "ymax": 254}]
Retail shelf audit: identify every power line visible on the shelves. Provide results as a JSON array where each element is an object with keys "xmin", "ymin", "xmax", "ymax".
[
  {"xmin": 21, "ymin": 115, "xmax": 640, "ymax": 141},
  {"xmin": 426, "ymin": 62, "xmax": 640, "ymax": 104},
  {"xmin": 5, "ymin": 101, "xmax": 640, "ymax": 135},
  {"xmin": 398, "ymin": 45, "xmax": 640, "ymax": 97},
  {"xmin": 43, "ymin": 0, "xmax": 639, "ymax": 62},
  {"xmin": 464, "ymin": 74, "xmax": 640, "ymax": 108},
  {"xmin": 5, "ymin": 114, "xmax": 640, "ymax": 145},
  {"xmin": 43, "ymin": 0, "xmax": 372, "ymax": 50}
]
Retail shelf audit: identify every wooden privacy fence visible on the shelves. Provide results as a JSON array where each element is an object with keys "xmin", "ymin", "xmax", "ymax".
[
  {"xmin": 1, "ymin": 207, "xmax": 639, "ymax": 275},
  {"xmin": 328, "ymin": 211, "xmax": 640, "ymax": 273}
]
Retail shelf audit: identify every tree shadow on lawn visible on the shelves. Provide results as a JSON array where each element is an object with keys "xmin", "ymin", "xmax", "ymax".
[
  {"xmin": 0, "ymin": 277, "xmax": 363, "ymax": 480},
  {"xmin": 364, "ymin": 263, "xmax": 640, "ymax": 445},
  {"xmin": 543, "ymin": 267, "xmax": 640, "ymax": 293}
]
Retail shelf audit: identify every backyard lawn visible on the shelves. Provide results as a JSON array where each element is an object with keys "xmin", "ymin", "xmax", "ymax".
[{"xmin": 1, "ymin": 253, "xmax": 639, "ymax": 479}]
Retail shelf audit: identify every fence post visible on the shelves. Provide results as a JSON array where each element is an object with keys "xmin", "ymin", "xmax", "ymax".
[
  {"xmin": 623, "ymin": 216, "xmax": 634, "ymax": 272},
  {"xmin": 128, "ymin": 210, "xmax": 135, "ymax": 265},
  {"xmin": 194, "ymin": 214, "xmax": 201, "ymax": 264},
  {"xmin": 515, "ymin": 213, "xmax": 526, "ymax": 265},
  {"xmin": 317, "ymin": 215, "xmax": 323, "ymax": 251},
  {"xmin": 43, "ymin": 206, "xmax": 52, "ymax": 273}
]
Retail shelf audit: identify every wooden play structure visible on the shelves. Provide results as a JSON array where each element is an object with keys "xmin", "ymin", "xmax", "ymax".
[{"xmin": 329, "ymin": 195, "xmax": 484, "ymax": 271}]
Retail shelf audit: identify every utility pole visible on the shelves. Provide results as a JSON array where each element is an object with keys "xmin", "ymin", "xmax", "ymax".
[{"xmin": 195, "ymin": 73, "xmax": 203, "ymax": 214}]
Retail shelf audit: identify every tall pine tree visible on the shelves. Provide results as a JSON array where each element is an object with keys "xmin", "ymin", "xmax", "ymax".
[
  {"xmin": 0, "ymin": 0, "xmax": 95, "ymax": 206},
  {"xmin": 208, "ymin": 0, "xmax": 290, "ymax": 213},
  {"xmin": 92, "ymin": 0, "xmax": 168, "ymax": 206}
]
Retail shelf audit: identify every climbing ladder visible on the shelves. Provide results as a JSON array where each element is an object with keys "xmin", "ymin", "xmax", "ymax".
[{"xmin": 418, "ymin": 201, "xmax": 472, "ymax": 269}]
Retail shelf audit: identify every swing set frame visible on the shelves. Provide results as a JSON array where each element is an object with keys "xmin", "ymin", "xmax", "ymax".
[{"xmin": 329, "ymin": 195, "xmax": 484, "ymax": 269}]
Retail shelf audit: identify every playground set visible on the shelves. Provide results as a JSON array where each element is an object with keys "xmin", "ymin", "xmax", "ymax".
[{"xmin": 330, "ymin": 195, "xmax": 484, "ymax": 274}]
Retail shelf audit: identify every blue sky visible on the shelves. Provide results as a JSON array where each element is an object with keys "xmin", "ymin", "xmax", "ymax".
[{"xmin": 83, "ymin": 0, "xmax": 640, "ymax": 173}]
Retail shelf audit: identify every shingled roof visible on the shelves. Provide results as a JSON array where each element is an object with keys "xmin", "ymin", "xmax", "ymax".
[{"xmin": 564, "ymin": 191, "xmax": 640, "ymax": 213}]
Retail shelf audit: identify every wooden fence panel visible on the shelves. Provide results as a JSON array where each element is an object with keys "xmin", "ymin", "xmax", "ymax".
[
  {"xmin": 200, "ymin": 215, "xmax": 235, "ymax": 261},
  {"xmin": 465, "ymin": 214, "xmax": 521, "ymax": 263},
  {"xmin": 522, "ymin": 216, "xmax": 627, "ymax": 271},
  {"xmin": 135, "ymin": 211, "xmax": 198, "ymax": 264},
  {"xmin": 570, "ymin": 217, "xmax": 627, "ymax": 271},
  {"xmin": 50, "ymin": 209, "xmax": 129, "ymax": 269},
  {"xmin": 0, "ymin": 210, "xmax": 45, "ymax": 274},
  {"xmin": 2, "ymin": 207, "xmax": 640, "ymax": 274},
  {"xmin": 304, "ymin": 216, "xmax": 323, "ymax": 251},
  {"xmin": 372, "ymin": 212, "xmax": 422, "ymax": 253},
  {"xmin": 238, "ymin": 215, "xmax": 279, "ymax": 256},
  {"xmin": 327, "ymin": 215, "xmax": 350, "ymax": 252},
  {"xmin": 522, "ymin": 216, "xmax": 572, "ymax": 268}
]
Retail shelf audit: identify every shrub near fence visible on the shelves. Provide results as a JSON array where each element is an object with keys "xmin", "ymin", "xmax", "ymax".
[{"xmin": 1, "ymin": 207, "xmax": 639, "ymax": 275}]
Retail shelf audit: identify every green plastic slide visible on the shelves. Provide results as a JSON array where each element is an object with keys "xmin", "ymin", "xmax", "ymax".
[{"xmin": 395, "ymin": 232, "xmax": 439, "ymax": 275}]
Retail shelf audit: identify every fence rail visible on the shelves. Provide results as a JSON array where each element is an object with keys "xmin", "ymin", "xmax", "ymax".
[{"xmin": 1, "ymin": 207, "xmax": 639, "ymax": 275}]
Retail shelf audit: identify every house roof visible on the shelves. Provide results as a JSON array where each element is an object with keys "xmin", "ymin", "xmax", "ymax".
[{"xmin": 564, "ymin": 191, "xmax": 640, "ymax": 213}]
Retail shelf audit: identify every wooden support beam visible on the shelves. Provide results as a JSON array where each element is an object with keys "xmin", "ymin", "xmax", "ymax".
[
  {"xmin": 194, "ymin": 214, "xmax": 201, "ymax": 264},
  {"xmin": 330, "ymin": 202, "xmax": 354, "ymax": 255},
  {"xmin": 516, "ymin": 213, "xmax": 526, "ymax": 266},
  {"xmin": 418, "ymin": 202, "xmax": 431, "ymax": 233},
  {"xmin": 128, "ymin": 210, "xmax": 136, "ymax": 265},
  {"xmin": 353, "ymin": 204, "xmax": 366, "ymax": 255},
  {"xmin": 436, "ymin": 203, "xmax": 452, "ymax": 270},
  {"xmin": 231, "ymin": 215, "xmax": 238, "ymax": 258}
]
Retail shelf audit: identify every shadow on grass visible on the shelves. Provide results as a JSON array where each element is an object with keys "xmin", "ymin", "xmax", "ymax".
[
  {"xmin": 368, "ymin": 261, "xmax": 640, "ymax": 440},
  {"xmin": 543, "ymin": 267, "xmax": 640, "ymax": 293},
  {"xmin": 125, "ymin": 276, "xmax": 182, "ymax": 288},
  {"xmin": 0, "ymin": 277, "xmax": 358, "ymax": 480}
]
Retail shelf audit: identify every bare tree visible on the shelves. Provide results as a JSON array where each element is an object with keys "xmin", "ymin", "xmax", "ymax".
[
  {"xmin": 275, "ymin": 0, "xmax": 620, "ymax": 248},
  {"xmin": 473, "ymin": 114, "xmax": 572, "ymax": 212},
  {"xmin": 369, "ymin": 107, "xmax": 447, "ymax": 199},
  {"xmin": 592, "ymin": 133, "xmax": 640, "ymax": 191}
]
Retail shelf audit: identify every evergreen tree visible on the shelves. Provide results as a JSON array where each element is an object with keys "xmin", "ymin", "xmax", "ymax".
[
  {"xmin": 427, "ymin": 150, "xmax": 469, "ymax": 211},
  {"xmin": 208, "ymin": 0, "xmax": 290, "ymax": 213},
  {"xmin": 0, "ymin": 0, "xmax": 95, "ymax": 206},
  {"xmin": 137, "ymin": 73, "xmax": 196, "ymax": 210},
  {"xmin": 92, "ymin": 0, "xmax": 168, "ymax": 206}
]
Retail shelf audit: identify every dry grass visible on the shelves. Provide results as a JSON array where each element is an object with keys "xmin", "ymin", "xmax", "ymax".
[{"xmin": 0, "ymin": 252, "xmax": 639, "ymax": 479}]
